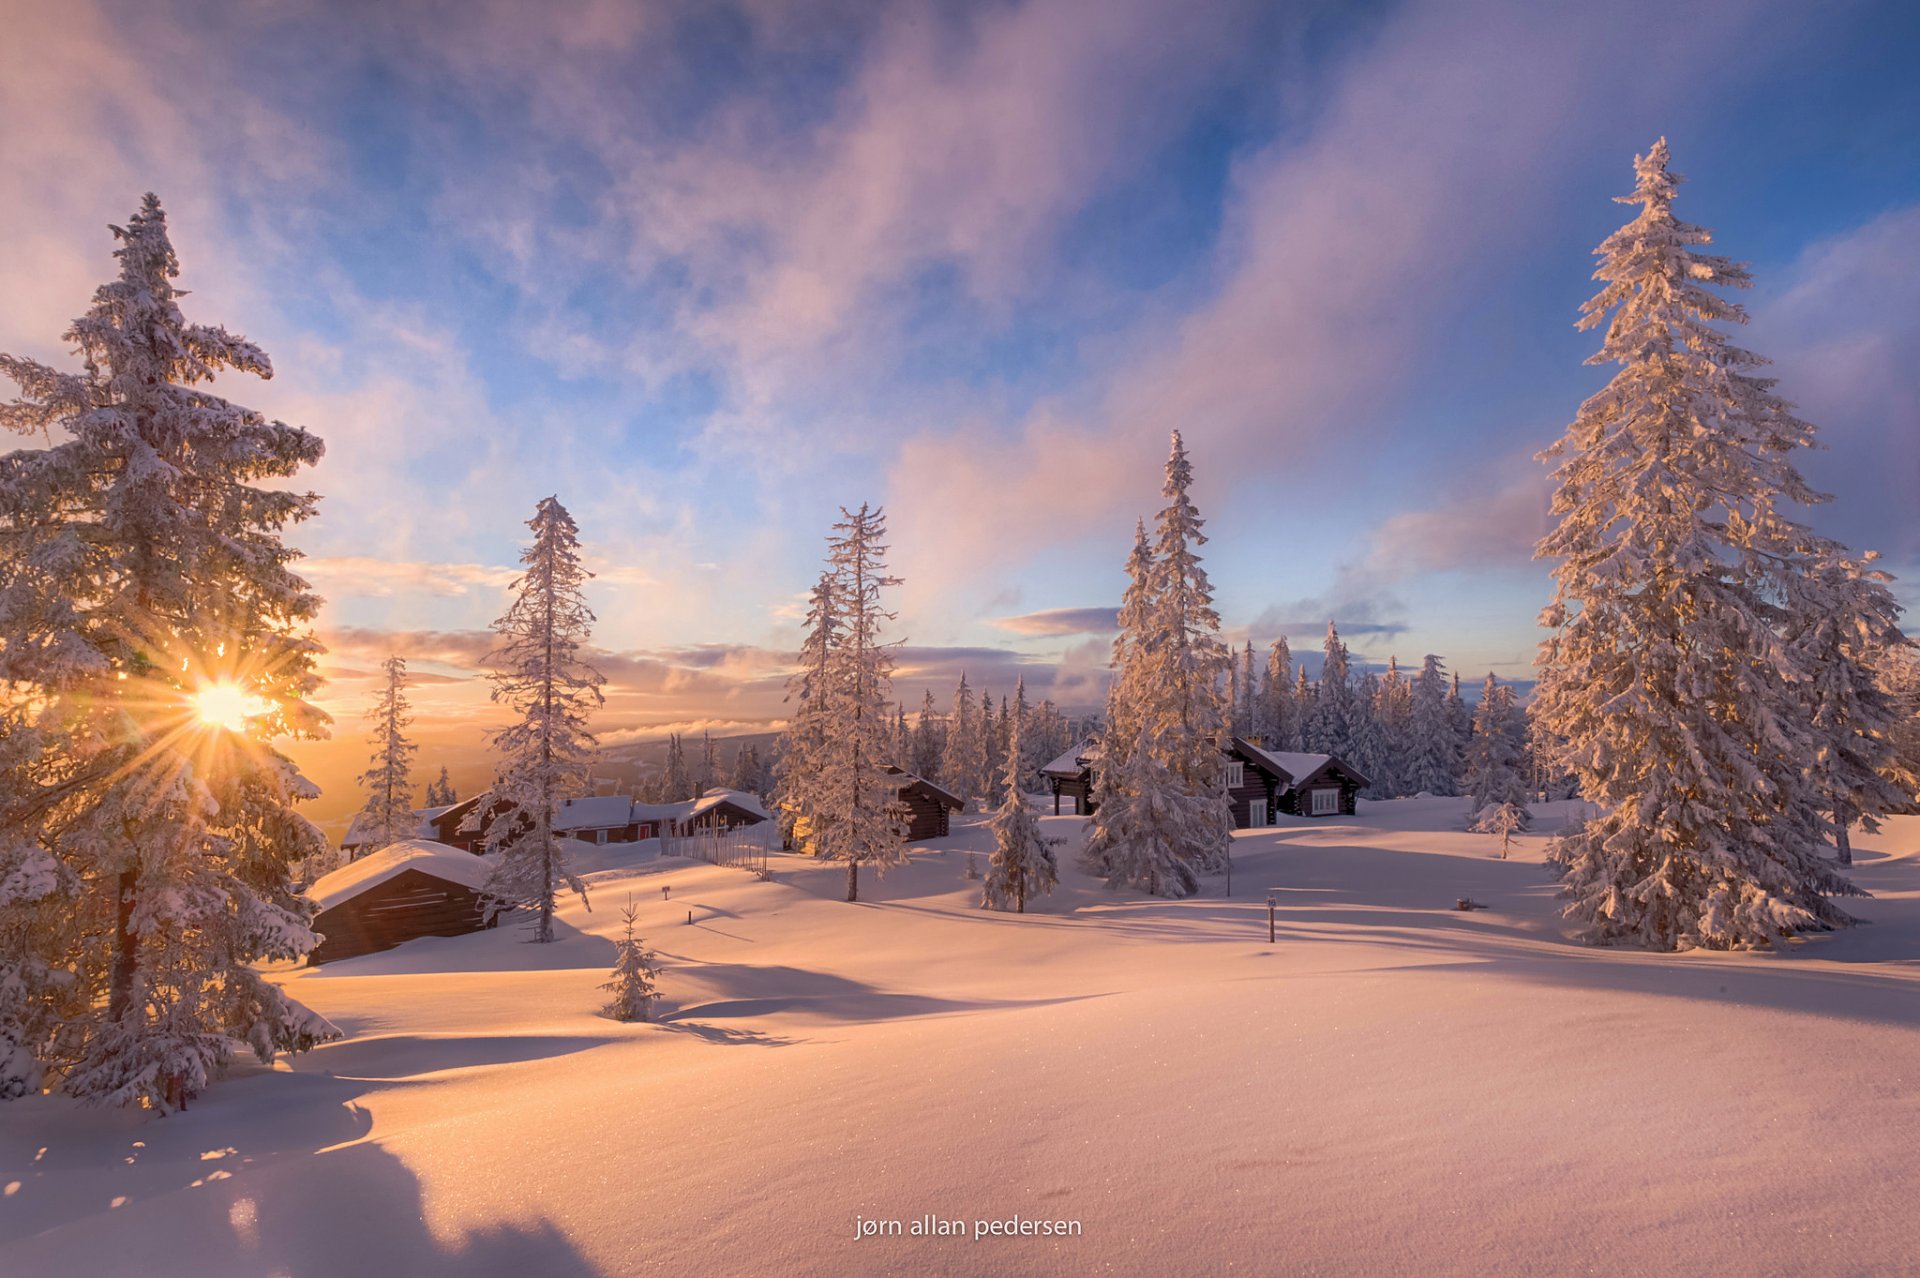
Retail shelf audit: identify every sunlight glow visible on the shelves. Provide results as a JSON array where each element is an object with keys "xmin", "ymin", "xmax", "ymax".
[{"xmin": 192, "ymin": 682, "xmax": 269, "ymax": 733}]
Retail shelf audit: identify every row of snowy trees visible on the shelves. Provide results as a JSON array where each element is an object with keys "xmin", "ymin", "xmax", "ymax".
[
  {"xmin": 774, "ymin": 504, "xmax": 911, "ymax": 902},
  {"xmin": 897, "ymin": 676, "xmax": 1081, "ymax": 804},
  {"xmin": 639, "ymin": 732, "xmax": 773, "ymax": 803}
]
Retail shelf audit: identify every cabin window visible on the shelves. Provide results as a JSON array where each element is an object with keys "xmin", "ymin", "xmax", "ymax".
[
  {"xmin": 1249, "ymin": 799, "xmax": 1267, "ymax": 827},
  {"xmin": 1310, "ymin": 787, "xmax": 1338, "ymax": 816},
  {"xmin": 1224, "ymin": 761, "xmax": 1245, "ymax": 789}
]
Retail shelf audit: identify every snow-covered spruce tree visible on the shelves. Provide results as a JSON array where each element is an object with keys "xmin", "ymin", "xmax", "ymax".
[
  {"xmin": 940, "ymin": 673, "xmax": 986, "ymax": 802},
  {"xmin": 425, "ymin": 765, "xmax": 457, "ymax": 807},
  {"xmin": 351, "ymin": 655, "xmax": 418, "ymax": 858},
  {"xmin": 1348, "ymin": 674, "xmax": 1392, "ymax": 799},
  {"xmin": 1236, "ymin": 641, "xmax": 1260, "ymax": 740},
  {"xmin": 1446, "ymin": 670, "xmax": 1473, "ymax": 760},
  {"xmin": 699, "ymin": 731, "xmax": 718, "ymax": 797},
  {"xmin": 1263, "ymin": 638, "xmax": 1294, "ymax": 747},
  {"xmin": 1083, "ymin": 521, "xmax": 1158, "ymax": 876},
  {"xmin": 775, "ymin": 572, "xmax": 837, "ymax": 853},
  {"xmin": 1535, "ymin": 139, "xmax": 1864, "ymax": 949},
  {"xmin": 727, "ymin": 743, "xmax": 762, "ymax": 794},
  {"xmin": 663, "ymin": 734, "xmax": 691, "ymax": 802},
  {"xmin": 0, "ymin": 195, "xmax": 336, "ymax": 1110},
  {"xmin": 911, "ymin": 690, "xmax": 945, "ymax": 781},
  {"xmin": 1784, "ymin": 551, "xmax": 1913, "ymax": 864},
  {"xmin": 1375, "ymin": 656, "xmax": 1412, "ymax": 798},
  {"xmin": 1088, "ymin": 433, "xmax": 1232, "ymax": 893},
  {"xmin": 811, "ymin": 504, "xmax": 910, "ymax": 902},
  {"xmin": 602, "ymin": 898, "xmax": 662, "ymax": 1023},
  {"xmin": 1878, "ymin": 647, "xmax": 1920, "ymax": 802},
  {"xmin": 1463, "ymin": 673, "xmax": 1532, "ymax": 833},
  {"xmin": 982, "ymin": 698, "xmax": 1061, "ymax": 913},
  {"xmin": 981, "ymin": 694, "xmax": 1001, "ymax": 805},
  {"xmin": 480, "ymin": 496, "xmax": 604, "ymax": 942},
  {"xmin": 1305, "ymin": 622, "xmax": 1354, "ymax": 756},
  {"xmin": 1403, "ymin": 655, "xmax": 1460, "ymax": 796}
]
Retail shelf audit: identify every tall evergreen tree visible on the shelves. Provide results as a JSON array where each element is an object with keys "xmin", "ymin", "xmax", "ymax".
[
  {"xmin": 911, "ymin": 690, "xmax": 945, "ymax": 780},
  {"xmin": 1375, "ymin": 656, "xmax": 1413, "ymax": 798},
  {"xmin": 1463, "ymin": 674, "xmax": 1531, "ymax": 819},
  {"xmin": 775, "ymin": 573, "xmax": 837, "ymax": 852},
  {"xmin": 425, "ymin": 765, "xmax": 458, "ymax": 808},
  {"xmin": 1535, "ymin": 139, "xmax": 1863, "ymax": 948},
  {"xmin": 982, "ymin": 688, "xmax": 1059, "ymax": 912},
  {"xmin": 1306, "ymin": 622, "xmax": 1354, "ymax": 755},
  {"xmin": 352, "ymin": 656, "xmax": 418, "ymax": 858},
  {"xmin": 940, "ymin": 674, "xmax": 986, "ymax": 802},
  {"xmin": 812, "ymin": 504, "xmax": 909, "ymax": 902},
  {"xmin": 0, "ymin": 195, "xmax": 335, "ymax": 1108},
  {"xmin": 1348, "ymin": 673, "xmax": 1392, "ymax": 798},
  {"xmin": 479, "ymin": 496, "xmax": 604, "ymax": 943},
  {"xmin": 1404, "ymin": 655, "xmax": 1461, "ymax": 796},
  {"xmin": 727, "ymin": 743, "xmax": 762, "ymax": 794},
  {"xmin": 1263, "ymin": 638, "xmax": 1295, "ymax": 747},
  {"xmin": 981, "ymin": 693, "xmax": 1001, "ymax": 804}
]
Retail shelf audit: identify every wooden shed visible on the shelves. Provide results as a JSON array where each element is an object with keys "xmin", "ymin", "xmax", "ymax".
[
  {"xmin": 882, "ymin": 767, "xmax": 965, "ymax": 841},
  {"xmin": 1041, "ymin": 734, "xmax": 1370, "ymax": 823},
  {"xmin": 306, "ymin": 840, "xmax": 496, "ymax": 965}
]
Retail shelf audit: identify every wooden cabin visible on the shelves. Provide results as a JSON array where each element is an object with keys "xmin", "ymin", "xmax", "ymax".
[
  {"xmin": 882, "ymin": 767, "xmax": 965, "ymax": 840},
  {"xmin": 1041, "ymin": 737, "xmax": 1101, "ymax": 815},
  {"xmin": 424, "ymin": 793, "xmax": 520, "ymax": 853},
  {"xmin": 554, "ymin": 794, "xmax": 646, "ymax": 845},
  {"xmin": 1041, "ymin": 734, "xmax": 1369, "ymax": 822},
  {"xmin": 306, "ymin": 840, "xmax": 495, "ymax": 965}
]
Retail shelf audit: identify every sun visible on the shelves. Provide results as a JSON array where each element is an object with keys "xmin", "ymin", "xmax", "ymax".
[{"xmin": 192, "ymin": 681, "xmax": 269, "ymax": 733}]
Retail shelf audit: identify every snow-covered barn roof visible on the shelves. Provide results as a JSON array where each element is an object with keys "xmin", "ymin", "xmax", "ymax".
[
  {"xmin": 685, "ymin": 789, "xmax": 770, "ymax": 821},
  {"xmin": 308, "ymin": 839, "xmax": 494, "ymax": 912},
  {"xmin": 882, "ymin": 768, "xmax": 964, "ymax": 810},
  {"xmin": 553, "ymin": 794, "xmax": 638, "ymax": 831},
  {"xmin": 1041, "ymin": 735, "xmax": 1101, "ymax": 778}
]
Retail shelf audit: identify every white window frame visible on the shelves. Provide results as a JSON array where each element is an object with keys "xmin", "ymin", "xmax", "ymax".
[
  {"xmin": 1249, "ymin": 798, "xmax": 1267, "ymax": 827},
  {"xmin": 1224, "ymin": 761, "xmax": 1245, "ymax": 789},
  {"xmin": 1310, "ymin": 787, "xmax": 1338, "ymax": 816}
]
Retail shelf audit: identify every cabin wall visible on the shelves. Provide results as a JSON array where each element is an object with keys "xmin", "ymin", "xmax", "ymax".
[
  {"xmin": 900, "ymin": 788, "xmax": 951, "ymax": 841},
  {"xmin": 309, "ymin": 869, "xmax": 493, "ymax": 965}
]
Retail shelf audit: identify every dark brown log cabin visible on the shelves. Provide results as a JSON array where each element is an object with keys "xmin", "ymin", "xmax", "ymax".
[
  {"xmin": 426, "ymin": 793, "xmax": 520, "ymax": 852},
  {"xmin": 881, "ymin": 767, "xmax": 965, "ymax": 840},
  {"xmin": 1042, "ymin": 735, "xmax": 1369, "ymax": 823},
  {"xmin": 308, "ymin": 861, "xmax": 494, "ymax": 964}
]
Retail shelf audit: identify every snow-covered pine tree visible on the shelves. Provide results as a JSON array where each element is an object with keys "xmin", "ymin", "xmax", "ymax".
[
  {"xmin": 775, "ymin": 573, "xmax": 837, "ymax": 853},
  {"xmin": 1878, "ymin": 647, "xmax": 1920, "ymax": 801},
  {"xmin": 982, "ymin": 697, "xmax": 1060, "ymax": 913},
  {"xmin": 1446, "ymin": 670, "xmax": 1472, "ymax": 761},
  {"xmin": 1463, "ymin": 674, "xmax": 1531, "ymax": 819},
  {"xmin": 698, "ymin": 731, "xmax": 717, "ymax": 797},
  {"xmin": 727, "ymin": 743, "xmax": 761, "ymax": 794},
  {"xmin": 1007, "ymin": 680, "xmax": 1031, "ymax": 795},
  {"xmin": 1348, "ymin": 673, "xmax": 1391, "ymax": 798},
  {"xmin": 1402, "ymin": 655, "xmax": 1460, "ymax": 796},
  {"xmin": 811, "ymin": 505, "xmax": 910, "ymax": 901},
  {"xmin": 893, "ymin": 704, "xmax": 910, "ymax": 771},
  {"xmin": 1237, "ymin": 641, "xmax": 1260, "ymax": 740},
  {"xmin": 0, "ymin": 195, "xmax": 336, "ymax": 1109},
  {"xmin": 940, "ymin": 674, "xmax": 986, "ymax": 802},
  {"xmin": 911, "ymin": 690, "xmax": 945, "ymax": 781},
  {"xmin": 479, "ymin": 496, "xmax": 604, "ymax": 943},
  {"xmin": 1784, "ymin": 551, "xmax": 1913, "ymax": 863},
  {"xmin": 1375, "ymin": 656, "xmax": 1412, "ymax": 798},
  {"xmin": 981, "ymin": 693, "xmax": 1001, "ymax": 805},
  {"xmin": 425, "ymin": 765, "xmax": 457, "ymax": 808},
  {"xmin": 351, "ymin": 656, "xmax": 418, "ymax": 858},
  {"xmin": 1263, "ymin": 638, "xmax": 1294, "ymax": 746},
  {"xmin": 602, "ymin": 898, "xmax": 662, "ymax": 1023},
  {"xmin": 662, "ymin": 734, "xmax": 691, "ymax": 803},
  {"xmin": 1535, "ymin": 139, "xmax": 1863, "ymax": 948},
  {"xmin": 1305, "ymin": 622, "xmax": 1354, "ymax": 756}
]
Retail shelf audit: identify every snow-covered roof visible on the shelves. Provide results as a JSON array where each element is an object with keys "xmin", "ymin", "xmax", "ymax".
[
  {"xmin": 882, "ymin": 768, "xmax": 964, "ymax": 809},
  {"xmin": 1243, "ymin": 746, "xmax": 1352, "ymax": 789},
  {"xmin": 1041, "ymin": 735, "xmax": 1101, "ymax": 778},
  {"xmin": 308, "ymin": 839, "xmax": 493, "ymax": 912},
  {"xmin": 553, "ymin": 794, "xmax": 638, "ymax": 831},
  {"xmin": 685, "ymin": 789, "xmax": 770, "ymax": 821}
]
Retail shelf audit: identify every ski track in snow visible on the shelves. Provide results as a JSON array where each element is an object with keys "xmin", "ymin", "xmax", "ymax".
[{"xmin": 4, "ymin": 797, "xmax": 1918, "ymax": 1276}]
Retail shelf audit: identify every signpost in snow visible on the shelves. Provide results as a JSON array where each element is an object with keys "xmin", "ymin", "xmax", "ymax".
[{"xmin": 1267, "ymin": 893, "xmax": 1276, "ymax": 944}]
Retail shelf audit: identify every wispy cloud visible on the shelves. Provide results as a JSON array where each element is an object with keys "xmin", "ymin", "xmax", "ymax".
[{"xmin": 993, "ymin": 607, "xmax": 1121, "ymax": 637}]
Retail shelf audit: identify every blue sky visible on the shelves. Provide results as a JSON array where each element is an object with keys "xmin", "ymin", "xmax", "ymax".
[{"xmin": 3, "ymin": 0, "xmax": 1917, "ymax": 809}]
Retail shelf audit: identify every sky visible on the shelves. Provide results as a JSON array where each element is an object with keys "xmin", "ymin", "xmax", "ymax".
[{"xmin": 3, "ymin": 0, "xmax": 1918, "ymax": 821}]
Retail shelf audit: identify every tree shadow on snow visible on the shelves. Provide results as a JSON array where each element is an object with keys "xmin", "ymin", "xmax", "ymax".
[
  {"xmin": 656, "ymin": 961, "xmax": 1103, "ymax": 1027},
  {"xmin": 1, "ymin": 1073, "xmax": 604, "ymax": 1277}
]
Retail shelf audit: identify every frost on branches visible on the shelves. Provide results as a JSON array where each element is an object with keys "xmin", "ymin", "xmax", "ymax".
[
  {"xmin": 1465, "ymin": 674, "xmax": 1531, "ymax": 857},
  {"xmin": 0, "ymin": 195, "xmax": 337, "ymax": 1109},
  {"xmin": 481, "ymin": 496, "xmax": 604, "ymax": 942},
  {"xmin": 352, "ymin": 655, "xmax": 418, "ymax": 858},
  {"xmin": 775, "ymin": 572, "xmax": 837, "ymax": 854},
  {"xmin": 982, "ymin": 680, "xmax": 1061, "ymax": 913},
  {"xmin": 1534, "ymin": 140, "xmax": 1891, "ymax": 950},
  {"xmin": 1085, "ymin": 433, "xmax": 1232, "ymax": 896},
  {"xmin": 800, "ymin": 504, "xmax": 910, "ymax": 902}
]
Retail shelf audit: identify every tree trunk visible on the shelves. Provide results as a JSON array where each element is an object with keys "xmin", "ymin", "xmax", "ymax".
[
  {"xmin": 1834, "ymin": 809, "xmax": 1852, "ymax": 866},
  {"xmin": 846, "ymin": 859, "xmax": 858, "ymax": 903},
  {"xmin": 109, "ymin": 867, "xmax": 138, "ymax": 1021}
]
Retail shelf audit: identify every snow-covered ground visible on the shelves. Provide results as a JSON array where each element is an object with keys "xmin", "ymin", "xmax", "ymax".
[{"xmin": 6, "ymin": 798, "xmax": 1919, "ymax": 1275}]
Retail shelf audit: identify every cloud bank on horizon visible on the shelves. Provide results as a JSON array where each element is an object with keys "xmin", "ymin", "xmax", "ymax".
[{"xmin": 3, "ymin": 0, "xmax": 1916, "ymax": 813}]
